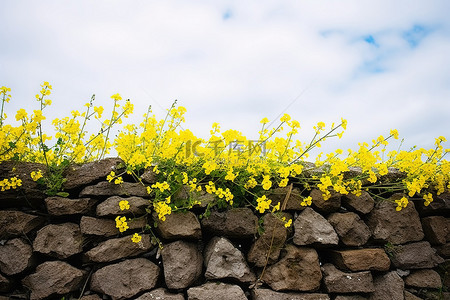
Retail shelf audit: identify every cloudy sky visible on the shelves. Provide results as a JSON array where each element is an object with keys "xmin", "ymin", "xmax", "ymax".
[{"xmin": 1, "ymin": 1, "xmax": 449, "ymax": 157}]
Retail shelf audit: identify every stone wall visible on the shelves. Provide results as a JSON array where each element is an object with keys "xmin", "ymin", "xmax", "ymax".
[{"xmin": 0, "ymin": 159, "xmax": 449, "ymax": 300}]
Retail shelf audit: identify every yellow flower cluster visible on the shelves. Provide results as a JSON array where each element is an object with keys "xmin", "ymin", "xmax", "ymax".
[
  {"xmin": 0, "ymin": 177, "xmax": 22, "ymax": 191},
  {"xmin": 30, "ymin": 170, "xmax": 43, "ymax": 181},
  {"xmin": 119, "ymin": 200, "xmax": 130, "ymax": 210},
  {"xmin": 115, "ymin": 216, "xmax": 129, "ymax": 232},
  {"xmin": 1, "ymin": 83, "xmax": 449, "ymax": 235}
]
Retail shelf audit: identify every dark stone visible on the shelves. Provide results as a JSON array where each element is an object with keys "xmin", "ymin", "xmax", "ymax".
[
  {"xmin": 341, "ymin": 190, "xmax": 374, "ymax": 214},
  {"xmin": 322, "ymin": 264, "xmax": 374, "ymax": 293},
  {"xmin": 96, "ymin": 196, "xmax": 149, "ymax": 216},
  {"xmin": 0, "ymin": 210, "xmax": 44, "ymax": 239},
  {"xmin": 293, "ymin": 207, "xmax": 339, "ymax": 246},
  {"xmin": 330, "ymin": 249, "xmax": 390, "ymax": 272},
  {"xmin": 201, "ymin": 208, "xmax": 258, "ymax": 239},
  {"xmin": 80, "ymin": 216, "xmax": 146, "ymax": 237},
  {"xmin": 0, "ymin": 238, "xmax": 33, "ymax": 275},
  {"xmin": 421, "ymin": 216, "xmax": 448, "ymax": 245},
  {"xmin": 187, "ymin": 282, "xmax": 247, "ymax": 300},
  {"xmin": 310, "ymin": 188, "xmax": 341, "ymax": 214},
  {"xmin": 248, "ymin": 213, "xmax": 290, "ymax": 267},
  {"xmin": 135, "ymin": 288, "xmax": 184, "ymax": 300},
  {"xmin": 45, "ymin": 196, "xmax": 96, "ymax": 215},
  {"xmin": 154, "ymin": 211, "xmax": 202, "ymax": 240},
  {"xmin": 63, "ymin": 157, "xmax": 124, "ymax": 190},
  {"xmin": 252, "ymin": 288, "xmax": 330, "ymax": 300},
  {"xmin": 267, "ymin": 186, "xmax": 306, "ymax": 211},
  {"xmin": 262, "ymin": 245, "xmax": 322, "ymax": 292},
  {"xmin": 416, "ymin": 192, "xmax": 450, "ymax": 216},
  {"xmin": 328, "ymin": 212, "xmax": 371, "ymax": 246},
  {"xmin": 0, "ymin": 161, "xmax": 46, "ymax": 208},
  {"xmin": 22, "ymin": 261, "xmax": 85, "ymax": 300},
  {"xmin": 367, "ymin": 195, "xmax": 424, "ymax": 244},
  {"xmin": 33, "ymin": 223, "xmax": 83, "ymax": 259},
  {"xmin": 90, "ymin": 258, "xmax": 160, "ymax": 300},
  {"xmin": 85, "ymin": 234, "xmax": 153, "ymax": 262},
  {"xmin": 204, "ymin": 236, "xmax": 255, "ymax": 283},
  {"xmin": 390, "ymin": 241, "xmax": 444, "ymax": 269},
  {"xmin": 80, "ymin": 181, "xmax": 148, "ymax": 197},
  {"xmin": 368, "ymin": 271, "xmax": 404, "ymax": 300},
  {"xmin": 404, "ymin": 269, "xmax": 442, "ymax": 288},
  {"xmin": 161, "ymin": 240, "xmax": 203, "ymax": 289},
  {"xmin": 0, "ymin": 274, "xmax": 11, "ymax": 293}
]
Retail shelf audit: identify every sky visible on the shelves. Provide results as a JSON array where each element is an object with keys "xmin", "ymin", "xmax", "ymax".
[{"xmin": 1, "ymin": 0, "xmax": 450, "ymax": 158}]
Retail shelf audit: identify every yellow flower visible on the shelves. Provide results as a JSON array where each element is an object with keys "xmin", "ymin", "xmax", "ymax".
[
  {"xmin": 115, "ymin": 216, "xmax": 129, "ymax": 232},
  {"xmin": 256, "ymin": 195, "xmax": 271, "ymax": 213},
  {"xmin": 280, "ymin": 114, "xmax": 291, "ymax": 122},
  {"xmin": 106, "ymin": 171, "xmax": 115, "ymax": 182},
  {"xmin": 30, "ymin": 170, "xmax": 43, "ymax": 181},
  {"xmin": 390, "ymin": 129, "xmax": 399, "ymax": 140},
  {"xmin": 341, "ymin": 118, "xmax": 347, "ymax": 130},
  {"xmin": 114, "ymin": 177, "xmax": 123, "ymax": 185},
  {"xmin": 284, "ymin": 219, "xmax": 292, "ymax": 228},
  {"xmin": 111, "ymin": 93, "xmax": 122, "ymax": 101},
  {"xmin": 395, "ymin": 196, "xmax": 409, "ymax": 211},
  {"xmin": 119, "ymin": 200, "xmax": 130, "ymax": 210},
  {"xmin": 260, "ymin": 117, "xmax": 269, "ymax": 124},
  {"xmin": 301, "ymin": 196, "xmax": 312, "ymax": 206},
  {"xmin": 423, "ymin": 193, "xmax": 433, "ymax": 206},
  {"xmin": 131, "ymin": 233, "xmax": 142, "ymax": 243}
]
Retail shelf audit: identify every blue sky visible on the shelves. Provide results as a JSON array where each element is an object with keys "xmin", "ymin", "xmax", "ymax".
[{"xmin": 1, "ymin": 1, "xmax": 449, "ymax": 157}]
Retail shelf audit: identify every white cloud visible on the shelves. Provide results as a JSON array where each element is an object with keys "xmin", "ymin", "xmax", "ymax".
[{"xmin": 1, "ymin": 0, "xmax": 449, "ymax": 157}]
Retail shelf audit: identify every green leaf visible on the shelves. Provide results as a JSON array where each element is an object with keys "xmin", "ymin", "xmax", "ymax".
[{"xmin": 56, "ymin": 192, "xmax": 70, "ymax": 198}]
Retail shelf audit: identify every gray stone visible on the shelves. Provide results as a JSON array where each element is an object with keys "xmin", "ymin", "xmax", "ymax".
[
  {"xmin": 335, "ymin": 296, "xmax": 368, "ymax": 300},
  {"xmin": 154, "ymin": 211, "xmax": 202, "ymax": 240},
  {"xmin": 80, "ymin": 181, "xmax": 148, "ymax": 197},
  {"xmin": 162, "ymin": 240, "xmax": 203, "ymax": 289},
  {"xmin": 33, "ymin": 223, "xmax": 83, "ymax": 259},
  {"xmin": 187, "ymin": 282, "xmax": 247, "ymax": 300},
  {"xmin": 263, "ymin": 245, "xmax": 322, "ymax": 292},
  {"xmin": 421, "ymin": 216, "xmax": 448, "ymax": 245},
  {"xmin": 342, "ymin": 190, "xmax": 375, "ymax": 214},
  {"xmin": 90, "ymin": 258, "xmax": 160, "ymax": 300},
  {"xmin": 390, "ymin": 241, "xmax": 444, "ymax": 269},
  {"xmin": 267, "ymin": 186, "xmax": 306, "ymax": 211},
  {"xmin": 204, "ymin": 236, "xmax": 255, "ymax": 283},
  {"xmin": 85, "ymin": 234, "xmax": 152, "ymax": 262},
  {"xmin": 369, "ymin": 271, "xmax": 404, "ymax": 300},
  {"xmin": 136, "ymin": 288, "xmax": 184, "ymax": 300},
  {"xmin": 0, "ymin": 210, "xmax": 44, "ymax": 239},
  {"xmin": 45, "ymin": 196, "xmax": 96, "ymax": 215},
  {"xmin": 22, "ymin": 261, "xmax": 85, "ymax": 300},
  {"xmin": 96, "ymin": 196, "xmax": 149, "ymax": 216},
  {"xmin": 252, "ymin": 288, "xmax": 330, "ymax": 300},
  {"xmin": 328, "ymin": 212, "xmax": 371, "ymax": 246},
  {"xmin": 63, "ymin": 157, "xmax": 124, "ymax": 190},
  {"xmin": 80, "ymin": 216, "xmax": 146, "ymax": 237},
  {"xmin": 330, "ymin": 248, "xmax": 390, "ymax": 272},
  {"xmin": 310, "ymin": 188, "xmax": 341, "ymax": 214},
  {"xmin": 293, "ymin": 207, "xmax": 339, "ymax": 246},
  {"xmin": 0, "ymin": 238, "xmax": 33, "ymax": 275},
  {"xmin": 322, "ymin": 264, "xmax": 374, "ymax": 293},
  {"xmin": 367, "ymin": 195, "xmax": 424, "ymax": 244},
  {"xmin": 201, "ymin": 208, "xmax": 258, "ymax": 239},
  {"xmin": 405, "ymin": 269, "xmax": 442, "ymax": 288},
  {"xmin": 248, "ymin": 213, "xmax": 290, "ymax": 267}
]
